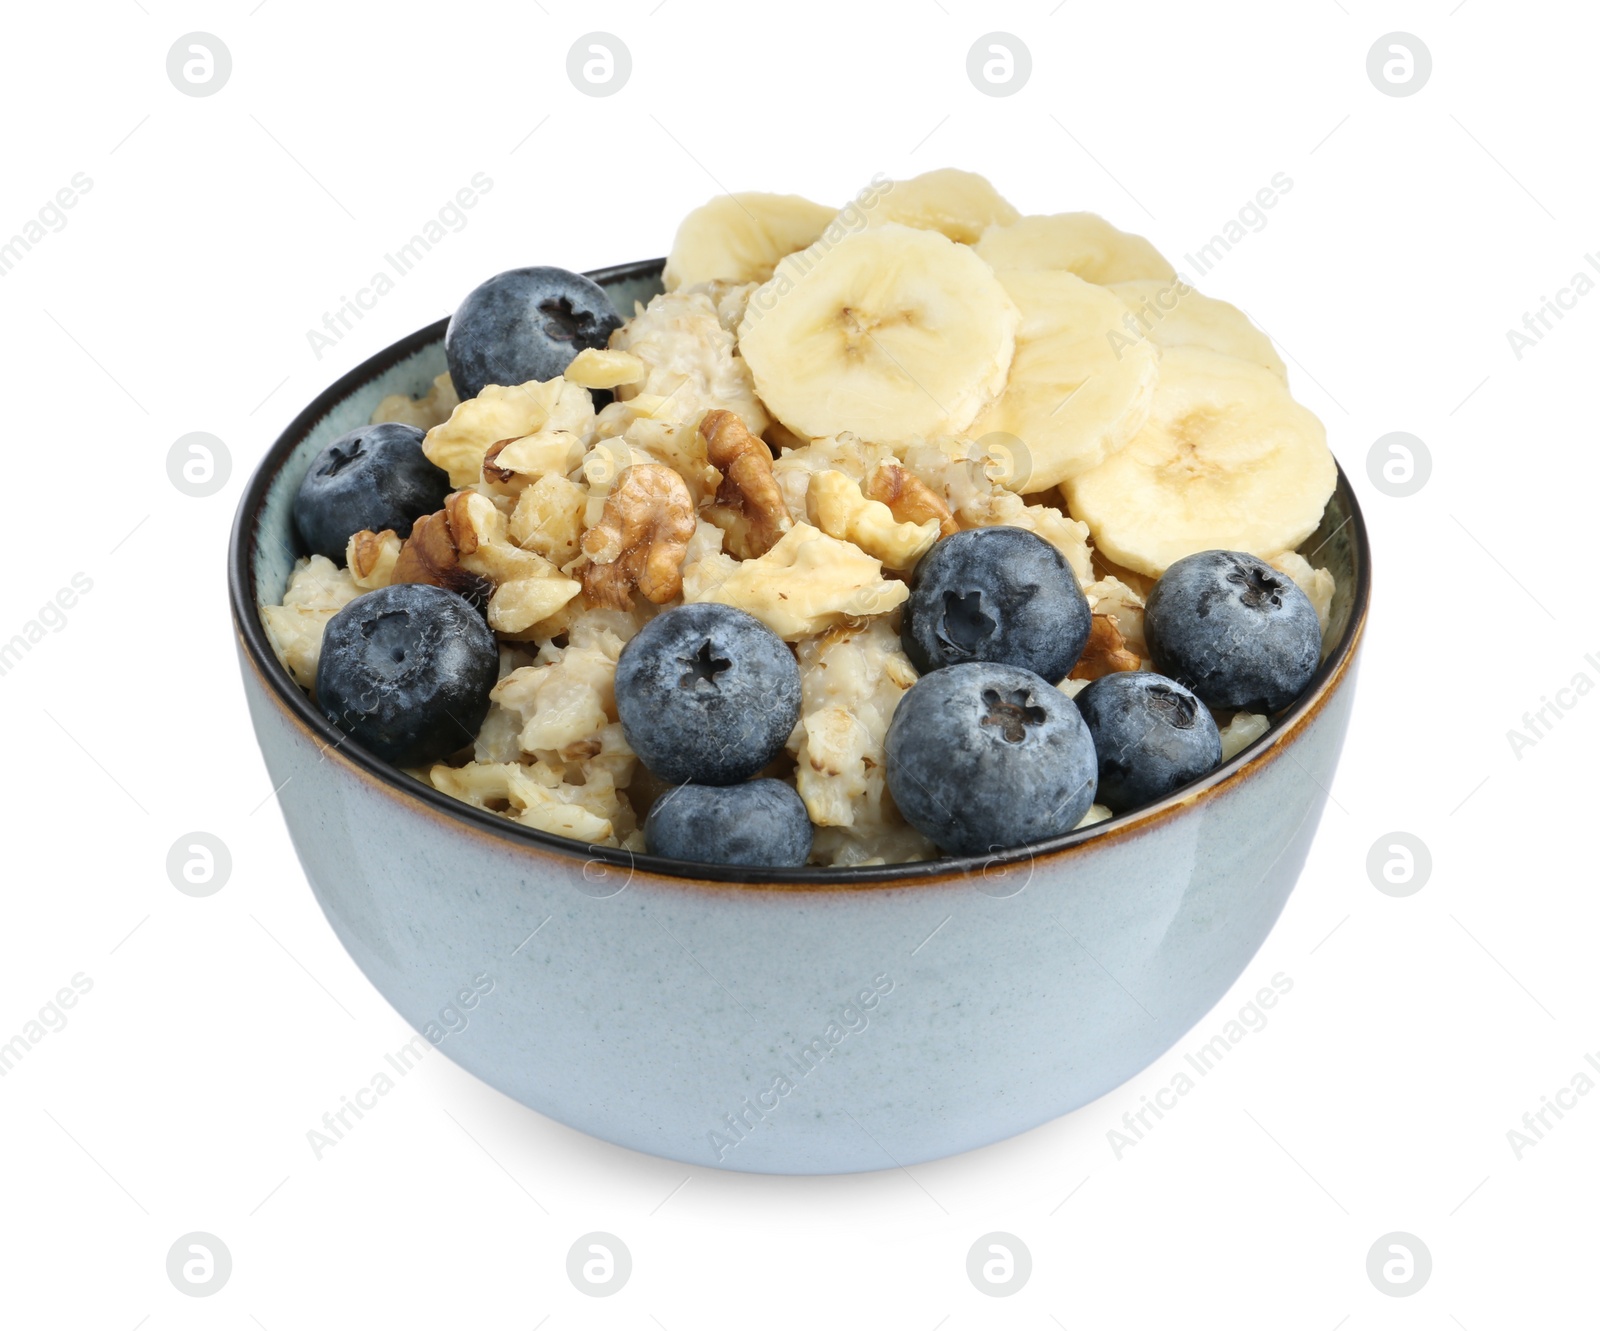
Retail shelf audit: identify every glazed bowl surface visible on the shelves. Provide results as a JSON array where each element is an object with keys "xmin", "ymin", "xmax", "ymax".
[{"xmin": 230, "ymin": 258, "xmax": 1369, "ymax": 1173}]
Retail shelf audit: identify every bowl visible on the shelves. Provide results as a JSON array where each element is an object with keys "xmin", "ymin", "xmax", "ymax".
[{"xmin": 230, "ymin": 259, "xmax": 1370, "ymax": 1174}]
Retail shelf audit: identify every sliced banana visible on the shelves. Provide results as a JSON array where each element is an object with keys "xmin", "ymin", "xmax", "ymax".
[
  {"xmin": 854, "ymin": 168, "xmax": 1020, "ymax": 244},
  {"xmin": 1106, "ymin": 279, "xmax": 1286, "ymax": 379},
  {"xmin": 976, "ymin": 212, "xmax": 1175, "ymax": 285},
  {"xmin": 738, "ymin": 223, "xmax": 1019, "ymax": 444},
  {"xmin": 663, "ymin": 192, "xmax": 836, "ymax": 290},
  {"xmin": 968, "ymin": 268, "xmax": 1158, "ymax": 492},
  {"xmin": 1062, "ymin": 346, "xmax": 1336, "ymax": 576}
]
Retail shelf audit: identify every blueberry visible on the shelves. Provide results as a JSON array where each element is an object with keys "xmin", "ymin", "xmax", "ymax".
[
  {"xmin": 1075, "ymin": 671, "xmax": 1222, "ymax": 814},
  {"xmin": 445, "ymin": 266, "xmax": 623, "ymax": 400},
  {"xmin": 645, "ymin": 779, "xmax": 813, "ymax": 867},
  {"xmin": 293, "ymin": 422, "xmax": 450, "ymax": 562},
  {"xmin": 315, "ymin": 584, "xmax": 498, "ymax": 768},
  {"xmin": 901, "ymin": 527, "xmax": 1091, "ymax": 683},
  {"xmin": 615, "ymin": 604, "xmax": 801, "ymax": 786},
  {"xmin": 885, "ymin": 662, "xmax": 1097, "ymax": 856},
  {"xmin": 1145, "ymin": 550, "xmax": 1321, "ymax": 711}
]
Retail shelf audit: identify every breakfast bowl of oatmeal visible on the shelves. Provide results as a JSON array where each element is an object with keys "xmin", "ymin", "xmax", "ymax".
[{"xmin": 230, "ymin": 171, "xmax": 1368, "ymax": 1173}]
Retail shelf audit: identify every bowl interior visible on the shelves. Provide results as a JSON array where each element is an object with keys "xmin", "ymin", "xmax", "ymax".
[{"xmin": 234, "ymin": 259, "xmax": 1369, "ymax": 884}]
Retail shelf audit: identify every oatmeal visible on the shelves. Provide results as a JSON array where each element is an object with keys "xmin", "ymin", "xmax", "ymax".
[{"xmin": 264, "ymin": 170, "xmax": 1338, "ymax": 866}]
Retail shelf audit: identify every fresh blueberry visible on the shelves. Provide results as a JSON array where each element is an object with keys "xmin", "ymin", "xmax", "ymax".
[
  {"xmin": 901, "ymin": 526, "xmax": 1091, "ymax": 683},
  {"xmin": 615, "ymin": 603, "xmax": 801, "ymax": 786},
  {"xmin": 315, "ymin": 584, "xmax": 499, "ymax": 768},
  {"xmin": 645, "ymin": 779, "xmax": 813, "ymax": 867},
  {"xmin": 885, "ymin": 661, "xmax": 1097, "ymax": 856},
  {"xmin": 293, "ymin": 422, "xmax": 450, "ymax": 562},
  {"xmin": 1145, "ymin": 550, "xmax": 1321, "ymax": 711},
  {"xmin": 1075, "ymin": 671, "xmax": 1223, "ymax": 814},
  {"xmin": 445, "ymin": 266, "xmax": 623, "ymax": 400}
]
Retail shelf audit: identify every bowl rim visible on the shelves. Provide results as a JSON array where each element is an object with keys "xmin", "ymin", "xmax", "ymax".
[{"xmin": 229, "ymin": 258, "xmax": 1372, "ymax": 890}]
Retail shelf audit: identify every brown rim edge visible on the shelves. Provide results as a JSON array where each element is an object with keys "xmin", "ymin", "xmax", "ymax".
[{"xmin": 229, "ymin": 259, "xmax": 1372, "ymax": 893}]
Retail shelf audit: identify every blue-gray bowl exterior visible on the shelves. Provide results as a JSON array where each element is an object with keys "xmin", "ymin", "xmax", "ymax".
[{"xmin": 232, "ymin": 259, "xmax": 1369, "ymax": 1175}]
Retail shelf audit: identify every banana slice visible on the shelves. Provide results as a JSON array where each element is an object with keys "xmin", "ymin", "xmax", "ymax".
[
  {"xmin": 738, "ymin": 224, "xmax": 1019, "ymax": 443},
  {"xmin": 1062, "ymin": 346, "xmax": 1335, "ymax": 576},
  {"xmin": 977, "ymin": 213, "xmax": 1175, "ymax": 284},
  {"xmin": 855, "ymin": 168, "xmax": 1020, "ymax": 244},
  {"xmin": 968, "ymin": 269, "xmax": 1157, "ymax": 492},
  {"xmin": 1107, "ymin": 279, "xmax": 1286, "ymax": 379},
  {"xmin": 663, "ymin": 192, "xmax": 836, "ymax": 290}
]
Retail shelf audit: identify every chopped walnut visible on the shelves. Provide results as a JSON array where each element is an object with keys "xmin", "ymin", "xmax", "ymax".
[
  {"xmin": 1069, "ymin": 614, "xmax": 1142, "ymax": 680},
  {"xmin": 481, "ymin": 428, "xmax": 587, "ymax": 487},
  {"xmin": 865, "ymin": 461, "xmax": 960, "ymax": 537},
  {"xmin": 392, "ymin": 498, "xmax": 492, "ymax": 606},
  {"xmin": 700, "ymin": 408, "xmax": 792, "ymax": 559},
  {"xmin": 683, "ymin": 522, "xmax": 909, "ymax": 641},
  {"xmin": 1083, "ymin": 575, "xmax": 1148, "ymax": 659},
  {"xmin": 509, "ymin": 472, "xmax": 587, "ymax": 567},
  {"xmin": 806, "ymin": 470, "xmax": 940, "ymax": 571},
  {"xmin": 564, "ymin": 347, "xmax": 646, "ymax": 390},
  {"xmin": 346, "ymin": 528, "xmax": 401, "ymax": 589},
  {"xmin": 579, "ymin": 463, "xmax": 696, "ymax": 609},
  {"xmin": 770, "ymin": 432, "xmax": 901, "ymax": 526},
  {"xmin": 395, "ymin": 491, "xmax": 581, "ymax": 634},
  {"xmin": 900, "ymin": 437, "xmax": 1093, "ymax": 581},
  {"xmin": 423, "ymin": 379, "xmax": 594, "ymax": 489}
]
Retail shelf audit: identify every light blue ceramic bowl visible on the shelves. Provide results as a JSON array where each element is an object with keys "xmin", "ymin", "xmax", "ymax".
[{"xmin": 230, "ymin": 259, "xmax": 1370, "ymax": 1174}]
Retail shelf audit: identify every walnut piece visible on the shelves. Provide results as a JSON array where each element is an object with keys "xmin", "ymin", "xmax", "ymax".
[
  {"xmin": 510, "ymin": 473, "xmax": 587, "ymax": 567},
  {"xmin": 423, "ymin": 379, "xmax": 594, "ymax": 488},
  {"xmin": 806, "ymin": 470, "xmax": 940, "ymax": 571},
  {"xmin": 392, "ymin": 497, "xmax": 492, "ymax": 605},
  {"xmin": 347, "ymin": 529, "xmax": 401, "ymax": 589},
  {"xmin": 1069, "ymin": 613, "xmax": 1142, "ymax": 681},
  {"xmin": 579, "ymin": 463, "xmax": 696, "ymax": 609},
  {"xmin": 683, "ymin": 521, "xmax": 909, "ymax": 641},
  {"xmin": 395, "ymin": 491, "xmax": 581, "ymax": 633},
  {"xmin": 564, "ymin": 347, "xmax": 645, "ymax": 390},
  {"xmin": 700, "ymin": 408, "xmax": 792, "ymax": 559},
  {"xmin": 482, "ymin": 428, "xmax": 587, "ymax": 486},
  {"xmin": 864, "ymin": 461, "xmax": 960, "ymax": 537}
]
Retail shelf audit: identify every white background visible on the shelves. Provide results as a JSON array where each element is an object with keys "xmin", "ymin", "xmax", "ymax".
[{"xmin": 1, "ymin": 1, "xmax": 1594, "ymax": 1325}]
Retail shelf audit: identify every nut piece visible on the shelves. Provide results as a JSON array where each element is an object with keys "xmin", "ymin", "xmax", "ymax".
[
  {"xmin": 806, "ymin": 470, "xmax": 941, "ymax": 571},
  {"xmin": 1068, "ymin": 613, "xmax": 1142, "ymax": 681},
  {"xmin": 579, "ymin": 463, "xmax": 696, "ymax": 609},
  {"xmin": 395, "ymin": 491, "xmax": 581, "ymax": 633},
  {"xmin": 423, "ymin": 379, "xmax": 595, "ymax": 489},
  {"xmin": 700, "ymin": 408, "xmax": 792, "ymax": 559},
  {"xmin": 346, "ymin": 528, "xmax": 402, "ymax": 589},
  {"xmin": 682, "ymin": 521, "xmax": 909, "ymax": 641},
  {"xmin": 510, "ymin": 472, "xmax": 588, "ymax": 566},
  {"xmin": 865, "ymin": 461, "xmax": 960, "ymax": 537},
  {"xmin": 564, "ymin": 347, "xmax": 646, "ymax": 390},
  {"xmin": 482, "ymin": 428, "xmax": 587, "ymax": 486},
  {"xmin": 392, "ymin": 497, "xmax": 492, "ymax": 605}
]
